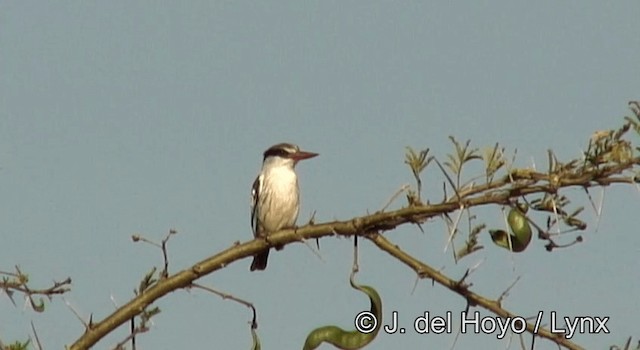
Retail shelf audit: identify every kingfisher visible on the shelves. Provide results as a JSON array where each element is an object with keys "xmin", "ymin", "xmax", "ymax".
[{"xmin": 250, "ymin": 143, "xmax": 318, "ymax": 271}]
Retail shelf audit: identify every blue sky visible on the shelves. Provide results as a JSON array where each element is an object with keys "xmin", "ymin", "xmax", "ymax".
[{"xmin": 1, "ymin": 2, "xmax": 639, "ymax": 349}]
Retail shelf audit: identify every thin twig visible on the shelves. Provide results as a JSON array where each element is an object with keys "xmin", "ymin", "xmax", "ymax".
[{"xmin": 380, "ymin": 184, "xmax": 410, "ymax": 212}]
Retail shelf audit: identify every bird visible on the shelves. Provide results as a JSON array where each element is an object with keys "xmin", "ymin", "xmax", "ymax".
[{"xmin": 250, "ymin": 143, "xmax": 318, "ymax": 271}]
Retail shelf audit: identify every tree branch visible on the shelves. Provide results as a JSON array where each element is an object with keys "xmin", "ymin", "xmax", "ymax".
[
  {"xmin": 68, "ymin": 153, "xmax": 638, "ymax": 349},
  {"xmin": 367, "ymin": 233, "xmax": 584, "ymax": 350}
]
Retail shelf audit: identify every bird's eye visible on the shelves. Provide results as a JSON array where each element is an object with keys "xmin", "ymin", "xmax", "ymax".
[{"xmin": 264, "ymin": 148, "xmax": 291, "ymax": 158}]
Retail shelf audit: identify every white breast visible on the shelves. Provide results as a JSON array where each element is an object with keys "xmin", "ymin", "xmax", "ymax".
[{"xmin": 258, "ymin": 165, "xmax": 300, "ymax": 232}]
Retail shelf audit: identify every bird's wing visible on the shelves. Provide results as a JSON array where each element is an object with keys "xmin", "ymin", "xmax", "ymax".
[{"xmin": 250, "ymin": 174, "xmax": 263, "ymax": 237}]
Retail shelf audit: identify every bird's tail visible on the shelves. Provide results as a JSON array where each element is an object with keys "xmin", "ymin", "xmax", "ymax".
[{"xmin": 250, "ymin": 250, "xmax": 270, "ymax": 271}]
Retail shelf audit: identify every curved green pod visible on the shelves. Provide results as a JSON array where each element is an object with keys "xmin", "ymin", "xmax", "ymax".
[
  {"xmin": 251, "ymin": 327, "xmax": 261, "ymax": 350},
  {"xmin": 303, "ymin": 278, "xmax": 382, "ymax": 350},
  {"xmin": 490, "ymin": 205, "xmax": 532, "ymax": 252}
]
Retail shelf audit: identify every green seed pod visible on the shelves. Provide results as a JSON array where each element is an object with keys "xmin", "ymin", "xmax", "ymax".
[
  {"xmin": 490, "ymin": 206, "xmax": 532, "ymax": 252},
  {"xmin": 303, "ymin": 280, "xmax": 382, "ymax": 350},
  {"xmin": 251, "ymin": 327, "xmax": 261, "ymax": 350}
]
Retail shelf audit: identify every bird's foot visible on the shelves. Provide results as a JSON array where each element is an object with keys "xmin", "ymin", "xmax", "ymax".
[{"xmin": 263, "ymin": 235, "xmax": 284, "ymax": 251}]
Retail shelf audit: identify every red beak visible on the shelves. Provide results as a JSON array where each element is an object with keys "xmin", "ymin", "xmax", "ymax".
[{"xmin": 290, "ymin": 150, "xmax": 319, "ymax": 162}]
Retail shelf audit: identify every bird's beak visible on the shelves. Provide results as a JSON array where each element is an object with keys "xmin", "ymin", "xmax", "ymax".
[{"xmin": 291, "ymin": 150, "xmax": 319, "ymax": 161}]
